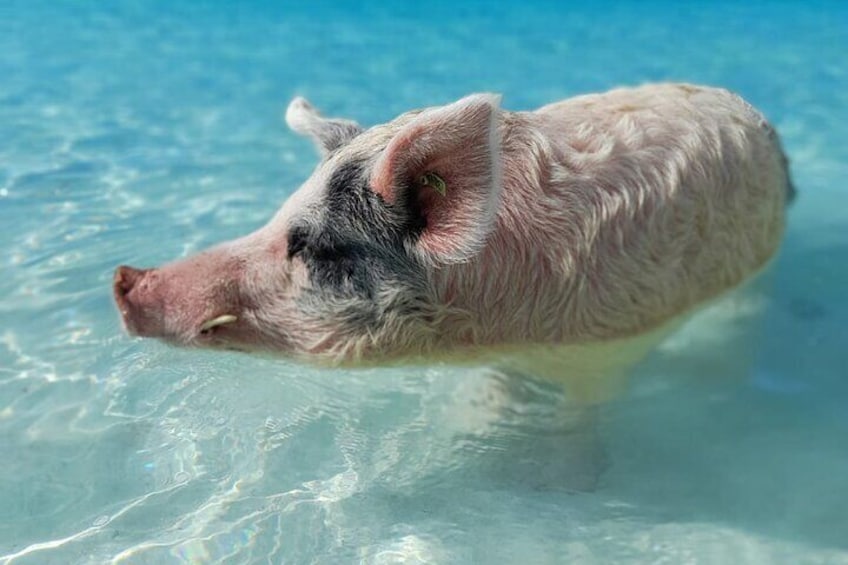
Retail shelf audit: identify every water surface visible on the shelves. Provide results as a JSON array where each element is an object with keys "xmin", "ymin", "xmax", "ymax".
[{"xmin": 2, "ymin": 1, "xmax": 847, "ymax": 563}]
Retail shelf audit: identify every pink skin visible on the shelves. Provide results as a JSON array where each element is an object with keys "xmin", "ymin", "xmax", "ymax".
[
  {"xmin": 114, "ymin": 83, "xmax": 791, "ymax": 367},
  {"xmin": 114, "ymin": 225, "xmax": 306, "ymax": 353},
  {"xmin": 114, "ymin": 243, "xmax": 258, "ymax": 349}
]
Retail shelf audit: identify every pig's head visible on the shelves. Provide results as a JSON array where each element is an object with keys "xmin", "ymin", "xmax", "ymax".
[{"xmin": 113, "ymin": 93, "xmax": 503, "ymax": 364}]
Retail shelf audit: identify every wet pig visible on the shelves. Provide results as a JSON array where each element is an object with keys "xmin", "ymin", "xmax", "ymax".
[{"xmin": 113, "ymin": 83, "xmax": 793, "ymax": 395}]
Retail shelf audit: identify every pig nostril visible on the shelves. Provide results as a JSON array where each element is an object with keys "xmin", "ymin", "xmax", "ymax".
[
  {"xmin": 111, "ymin": 265, "xmax": 162, "ymax": 338},
  {"xmin": 114, "ymin": 270, "xmax": 129, "ymax": 297},
  {"xmin": 114, "ymin": 265, "xmax": 148, "ymax": 297}
]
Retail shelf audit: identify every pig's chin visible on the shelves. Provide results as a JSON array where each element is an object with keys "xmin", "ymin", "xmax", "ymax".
[
  {"xmin": 149, "ymin": 317, "xmax": 274, "ymax": 355},
  {"xmin": 116, "ymin": 306, "xmax": 243, "ymax": 350}
]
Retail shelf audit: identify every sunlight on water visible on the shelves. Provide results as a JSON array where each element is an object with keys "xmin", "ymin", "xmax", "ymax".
[{"xmin": 1, "ymin": 0, "xmax": 847, "ymax": 563}]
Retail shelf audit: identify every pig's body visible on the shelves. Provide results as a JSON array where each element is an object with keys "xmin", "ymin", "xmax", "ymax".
[
  {"xmin": 437, "ymin": 84, "xmax": 788, "ymax": 346},
  {"xmin": 114, "ymin": 83, "xmax": 792, "ymax": 387}
]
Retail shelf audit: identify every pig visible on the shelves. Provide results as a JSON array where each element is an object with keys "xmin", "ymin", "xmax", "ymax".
[{"xmin": 113, "ymin": 83, "xmax": 793, "ymax": 400}]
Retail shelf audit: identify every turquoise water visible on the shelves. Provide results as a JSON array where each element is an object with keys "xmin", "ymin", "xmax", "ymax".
[{"xmin": 2, "ymin": 0, "xmax": 847, "ymax": 563}]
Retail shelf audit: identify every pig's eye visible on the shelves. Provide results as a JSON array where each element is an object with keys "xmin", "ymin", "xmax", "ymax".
[{"xmin": 287, "ymin": 226, "xmax": 309, "ymax": 259}]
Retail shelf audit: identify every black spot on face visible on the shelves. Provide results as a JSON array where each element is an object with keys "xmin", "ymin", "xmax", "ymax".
[
  {"xmin": 289, "ymin": 162, "xmax": 428, "ymax": 317},
  {"xmin": 306, "ymin": 236, "xmax": 380, "ymax": 299},
  {"xmin": 324, "ymin": 162, "xmax": 426, "ymax": 243},
  {"xmin": 286, "ymin": 225, "xmax": 309, "ymax": 260}
]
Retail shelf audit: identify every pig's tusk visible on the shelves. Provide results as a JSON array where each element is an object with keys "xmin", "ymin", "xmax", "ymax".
[{"xmin": 200, "ymin": 314, "xmax": 238, "ymax": 332}]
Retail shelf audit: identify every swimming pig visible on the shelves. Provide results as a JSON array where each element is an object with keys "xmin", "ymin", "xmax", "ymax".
[{"xmin": 113, "ymin": 83, "xmax": 792, "ymax": 398}]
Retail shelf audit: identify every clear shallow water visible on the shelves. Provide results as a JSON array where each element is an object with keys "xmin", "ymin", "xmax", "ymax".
[{"xmin": 1, "ymin": 0, "xmax": 847, "ymax": 562}]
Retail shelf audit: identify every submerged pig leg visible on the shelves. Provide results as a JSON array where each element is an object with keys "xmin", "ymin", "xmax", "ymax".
[{"xmin": 461, "ymin": 367, "xmax": 610, "ymax": 492}]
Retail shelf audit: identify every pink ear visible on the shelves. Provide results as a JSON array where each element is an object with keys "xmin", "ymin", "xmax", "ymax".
[{"xmin": 371, "ymin": 93, "xmax": 502, "ymax": 263}]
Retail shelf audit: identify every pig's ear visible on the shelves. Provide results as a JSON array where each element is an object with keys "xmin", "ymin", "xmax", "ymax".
[
  {"xmin": 285, "ymin": 97, "xmax": 363, "ymax": 155},
  {"xmin": 371, "ymin": 93, "xmax": 502, "ymax": 264}
]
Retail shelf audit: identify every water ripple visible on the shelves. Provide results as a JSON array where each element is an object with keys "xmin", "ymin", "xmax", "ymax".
[{"xmin": 2, "ymin": 0, "xmax": 848, "ymax": 563}]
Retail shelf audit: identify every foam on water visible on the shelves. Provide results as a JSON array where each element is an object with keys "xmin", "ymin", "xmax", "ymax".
[{"xmin": 2, "ymin": 0, "xmax": 847, "ymax": 563}]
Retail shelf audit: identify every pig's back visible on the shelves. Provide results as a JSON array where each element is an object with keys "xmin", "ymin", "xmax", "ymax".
[{"xmin": 492, "ymin": 83, "xmax": 790, "ymax": 342}]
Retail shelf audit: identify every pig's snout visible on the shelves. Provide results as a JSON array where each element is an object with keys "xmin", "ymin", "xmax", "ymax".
[
  {"xmin": 113, "ymin": 253, "xmax": 250, "ymax": 345},
  {"xmin": 114, "ymin": 265, "xmax": 147, "ymax": 298},
  {"xmin": 113, "ymin": 265, "xmax": 163, "ymax": 338}
]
